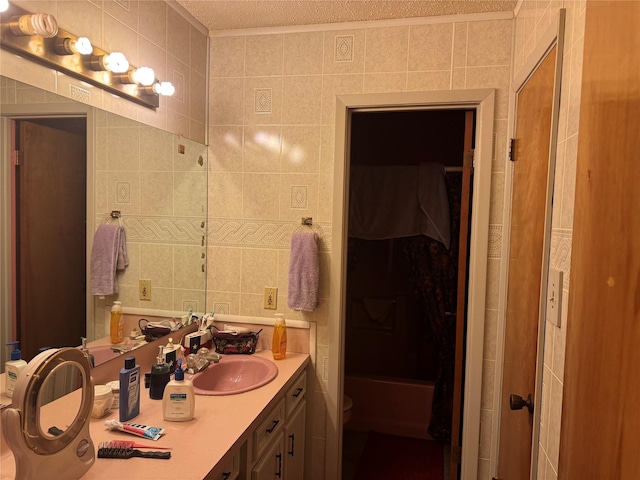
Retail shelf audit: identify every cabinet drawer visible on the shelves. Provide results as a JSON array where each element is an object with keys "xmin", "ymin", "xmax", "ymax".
[
  {"xmin": 213, "ymin": 450, "xmax": 240, "ymax": 480},
  {"xmin": 253, "ymin": 398, "xmax": 285, "ymax": 462},
  {"xmin": 284, "ymin": 371, "xmax": 306, "ymax": 417}
]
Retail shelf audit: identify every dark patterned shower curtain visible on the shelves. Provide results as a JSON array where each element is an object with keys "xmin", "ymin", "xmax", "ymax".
[{"xmin": 401, "ymin": 174, "xmax": 462, "ymax": 442}]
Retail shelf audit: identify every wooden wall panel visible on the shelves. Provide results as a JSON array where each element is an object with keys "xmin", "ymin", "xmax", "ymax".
[{"xmin": 559, "ymin": 2, "xmax": 640, "ymax": 478}]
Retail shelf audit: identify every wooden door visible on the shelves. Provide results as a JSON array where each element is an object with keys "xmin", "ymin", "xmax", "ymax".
[
  {"xmin": 14, "ymin": 118, "xmax": 87, "ymax": 360},
  {"xmin": 497, "ymin": 46, "xmax": 557, "ymax": 479},
  {"xmin": 559, "ymin": 2, "xmax": 640, "ymax": 478}
]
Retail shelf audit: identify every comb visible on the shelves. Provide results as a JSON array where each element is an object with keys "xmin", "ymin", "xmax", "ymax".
[
  {"xmin": 97, "ymin": 442, "xmax": 171, "ymax": 460},
  {"xmin": 104, "ymin": 440, "xmax": 172, "ymax": 450}
]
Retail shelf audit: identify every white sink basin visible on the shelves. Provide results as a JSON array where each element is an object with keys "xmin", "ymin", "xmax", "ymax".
[{"xmin": 191, "ymin": 355, "xmax": 278, "ymax": 396}]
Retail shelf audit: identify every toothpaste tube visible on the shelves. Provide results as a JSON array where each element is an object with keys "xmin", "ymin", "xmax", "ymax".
[{"xmin": 104, "ymin": 419, "xmax": 165, "ymax": 441}]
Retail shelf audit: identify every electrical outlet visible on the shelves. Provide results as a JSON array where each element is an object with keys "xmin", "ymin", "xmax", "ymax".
[
  {"xmin": 264, "ymin": 287, "xmax": 277, "ymax": 310},
  {"xmin": 139, "ymin": 279, "xmax": 152, "ymax": 301}
]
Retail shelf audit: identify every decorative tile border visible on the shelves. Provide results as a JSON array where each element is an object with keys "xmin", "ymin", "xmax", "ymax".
[
  {"xmin": 94, "ymin": 215, "xmax": 204, "ymax": 244},
  {"xmin": 487, "ymin": 224, "xmax": 502, "ymax": 258},
  {"xmin": 207, "ymin": 218, "xmax": 332, "ymax": 251}
]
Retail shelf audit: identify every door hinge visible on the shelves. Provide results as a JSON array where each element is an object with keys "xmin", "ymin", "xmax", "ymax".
[
  {"xmin": 464, "ymin": 148, "xmax": 475, "ymax": 170},
  {"xmin": 508, "ymin": 138, "xmax": 515, "ymax": 162},
  {"xmin": 451, "ymin": 444, "xmax": 462, "ymax": 464},
  {"xmin": 14, "ymin": 150, "xmax": 20, "ymax": 166}
]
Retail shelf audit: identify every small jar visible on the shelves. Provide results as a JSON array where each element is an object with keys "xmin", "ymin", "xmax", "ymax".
[
  {"xmin": 106, "ymin": 380, "xmax": 120, "ymax": 410},
  {"xmin": 92, "ymin": 385, "xmax": 114, "ymax": 418}
]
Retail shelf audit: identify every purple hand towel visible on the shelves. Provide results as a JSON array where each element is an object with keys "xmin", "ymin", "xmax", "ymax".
[
  {"xmin": 287, "ymin": 231, "xmax": 319, "ymax": 312},
  {"xmin": 90, "ymin": 224, "xmax": 128, "ymax": 296}
]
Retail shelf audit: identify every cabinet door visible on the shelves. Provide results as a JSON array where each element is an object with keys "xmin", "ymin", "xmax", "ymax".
[
  {"xmin": 283, "ymin": 401, "xmax": 306, "ymax": 480},
  {"xmin": 252, "ymin": 432, "xmax": 284, "ymax": 480}
]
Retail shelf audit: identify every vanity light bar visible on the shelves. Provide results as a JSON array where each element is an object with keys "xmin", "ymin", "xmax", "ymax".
[{"xmin": 0, "ymin": 3, "xmax": 174, "ymax": 109}]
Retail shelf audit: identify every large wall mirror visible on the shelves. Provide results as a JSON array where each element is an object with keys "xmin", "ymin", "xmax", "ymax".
[{"xmin": 1, "ymin": 76, "xmax": 207, "ymax": 365}]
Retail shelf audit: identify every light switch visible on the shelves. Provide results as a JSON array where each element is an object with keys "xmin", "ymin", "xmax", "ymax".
[{"xmin": 547, "ymin": 269, "xmax": 563, "ymax": 328}]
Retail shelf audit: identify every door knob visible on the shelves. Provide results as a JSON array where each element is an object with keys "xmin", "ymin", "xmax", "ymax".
[{"xmin": 509, "ymin": 393, "xmax": 534, "ymax": 414}]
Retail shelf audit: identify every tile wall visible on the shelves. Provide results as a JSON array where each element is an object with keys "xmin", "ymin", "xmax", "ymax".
[
  {"xmin": 513, "ymin": 1, "xmax": 585, "ymax": 479},
  {"xmin": 206, "ymin": 14, "xmax": 514, "ymax": 479}
]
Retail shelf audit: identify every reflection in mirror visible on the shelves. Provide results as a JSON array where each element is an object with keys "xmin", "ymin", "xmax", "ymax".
[
  {"xmin": 1, "ymin": 76, "xmax": 208, "ymax": 367},
  {"xmin": 39, "ymin": 362, "xmax": 83, "ymax": 437}
]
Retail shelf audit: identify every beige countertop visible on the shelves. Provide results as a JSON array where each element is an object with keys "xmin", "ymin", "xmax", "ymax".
[{"xmin": 0, "ymin": 350, "xmax": 310, "ymax": 480}]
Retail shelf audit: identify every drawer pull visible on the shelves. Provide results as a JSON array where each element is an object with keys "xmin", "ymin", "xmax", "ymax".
[
  {"xmin": 292, "ymin": 387, "xmax": 304, "ymax": 398},
  {"xmin": 275, "ymin": 453, "xmax": 282, "ymax": 478},
  {"xmin": 266, "ymin": 419, "xmax": 280, "ymax": 434},
  {"xmin": 288, "ymin": 433, "xmax": 295, "ymax": 456},
  {"xmin": 222, "ymin": 473, "xmax": 231, "ymax": 480}
]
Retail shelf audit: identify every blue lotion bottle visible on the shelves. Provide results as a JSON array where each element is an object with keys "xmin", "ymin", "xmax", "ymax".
[{"xmin": 119, "ymin": 356, "xmax": 140, "ymax": 422}]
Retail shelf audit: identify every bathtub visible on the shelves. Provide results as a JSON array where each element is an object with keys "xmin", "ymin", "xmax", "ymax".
[{"xmin": 344, "ymin": 374, "xmax": 435, "ymax": 440}]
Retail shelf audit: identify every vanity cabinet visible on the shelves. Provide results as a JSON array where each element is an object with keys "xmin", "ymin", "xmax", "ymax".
[
  {"xmin": 283, "ymin": 401, "xmax": 306, "ymax": 480},
  {"xmin": 251, "ymin": 432, "xmax": 285, "ymax": 480},
  {"xmin": 246, "ymin": 370, "xmax": 307, "ymax": 480},
  {"xmin": 213, "ymin": 451, "xmax": 241, "ymax": 480}
]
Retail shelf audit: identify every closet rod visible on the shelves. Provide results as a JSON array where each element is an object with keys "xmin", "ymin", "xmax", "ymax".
[{"xmin": 444, "ymin": 166, "xmax": 464, "ymax": 172}]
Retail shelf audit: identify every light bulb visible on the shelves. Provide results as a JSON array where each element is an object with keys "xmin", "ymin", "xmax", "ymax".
[
  {"xmin": 74, "ymin": 37, "xmax": 93, "ymax": 55},
  {"xmin": 0, "ymin": 0, "xmax": 9, "ymax": 13},
  {"xmin": 153, "ymin": 82, "xmax": 175, "ymax": 96},
  {"xmin": 103, "ymin": 52, "xmax": 129, "ymax": 73},
  {"xmin": 55, "ymin": 36, "xmax": 93, "ymax": 55},
  {"xmin": 131, "ymin": 67, "xmax": 155, "ymax": 86}
]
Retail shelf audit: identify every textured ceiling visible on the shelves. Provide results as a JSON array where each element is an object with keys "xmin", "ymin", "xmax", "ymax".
[{"xmin": 177, "ymin": 0, "xmax": 517, "ymax": 32}]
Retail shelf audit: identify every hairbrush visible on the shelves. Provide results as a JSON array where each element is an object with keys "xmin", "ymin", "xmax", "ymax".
[
  {"xmin": 103, "ymin": 440, "xmax": 172, "ymax": 450},
  {"xmin": 97, "ymin": 442, "xmax": 171, "ymax": 460}
]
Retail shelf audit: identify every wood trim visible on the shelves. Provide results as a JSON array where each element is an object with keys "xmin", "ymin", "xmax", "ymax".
[{"xmin": 450, "ymin": 110, "xmax": 475, "ymax": 479}]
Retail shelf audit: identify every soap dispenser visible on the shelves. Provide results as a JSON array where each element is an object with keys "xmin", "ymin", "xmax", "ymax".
[
  {"xmin": 162, "ymin": 359, "xmax": 194, "ymax": 422},
  {"xmin": 163, "ymin": 337, "xmax": 181, "ymax": 373},
  {"xmin": 149, "ymin": 346, "xmax": 171, "ymax": 400},
  {"xmin": 110, "ymin": 301, "xmax": 124, "ymax": 344},
  {"xmin": 5, "ymin": 341, "xmax": 27, "ymax": 398},
  {"xmin": 80, "ymin": 337, "xmax": 95, "ymax": 368},
  {"xmin": 272, "ymin": 313, "xmax": 287, "ymax": 360}
]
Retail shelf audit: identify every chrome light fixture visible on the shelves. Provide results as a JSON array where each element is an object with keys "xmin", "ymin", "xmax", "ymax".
[{"xmin": 0, "ymin": 2, "xmax": 174, "ymax": 109}]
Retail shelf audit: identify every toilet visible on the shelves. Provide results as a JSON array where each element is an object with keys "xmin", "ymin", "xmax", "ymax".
[{"xmin": 343, "ymin": 394, "xmax": 353, "ymax": 425}]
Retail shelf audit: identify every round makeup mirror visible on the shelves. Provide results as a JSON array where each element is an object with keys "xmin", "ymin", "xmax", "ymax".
[
  {"xmin": 38, "ymin": 362, "xmax": 84, "ymax": 438},
  {"xmin": 1, "ymin": 348, "xmax": 95, "ymax": 480}
]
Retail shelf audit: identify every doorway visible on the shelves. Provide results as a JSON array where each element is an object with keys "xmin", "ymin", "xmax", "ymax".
[
  {"xmin": 341, "ymin": 109, "xmax": 469, "ymax": 479},
  {"xmin": 328, "ymin": 89, "xmax": 496, "ymax": 480},
  {"xmin": 9, "ymin": 116, "xmax": 87, "ymax": 361}
]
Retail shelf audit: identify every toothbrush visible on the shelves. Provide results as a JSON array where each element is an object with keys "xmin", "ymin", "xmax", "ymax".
[{"xmin": 104, "ymin": 440, "xmax": 172, "ymax": 450}]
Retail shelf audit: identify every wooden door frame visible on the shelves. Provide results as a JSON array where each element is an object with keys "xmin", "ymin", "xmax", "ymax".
[
  {"xmin": 0, "ymin": 103, "xmax": 95, "ymax": 358},
  {"xmin": 492, "ymin": 9, "xmax": 566, "ymax": 479},
  {"xmin": 328, "ymin": 88, "xmax": 495, "ymax": 480}
]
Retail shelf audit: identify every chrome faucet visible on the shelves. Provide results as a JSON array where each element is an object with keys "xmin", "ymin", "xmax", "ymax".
[{"xmin": 186, "ymin": 347, "xmax": 220, "ymax": 374}]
